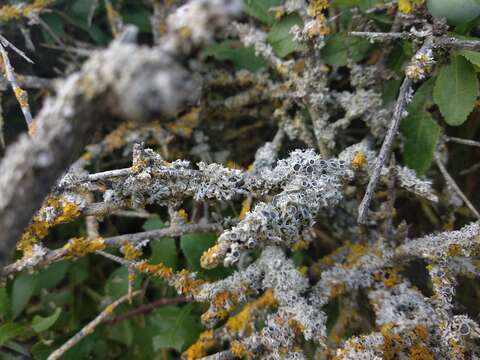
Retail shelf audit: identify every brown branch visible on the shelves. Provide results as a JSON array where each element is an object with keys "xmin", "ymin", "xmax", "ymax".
[{"xmin": 104, "ymin": 296, "xmax": 186, "ymax": 325}]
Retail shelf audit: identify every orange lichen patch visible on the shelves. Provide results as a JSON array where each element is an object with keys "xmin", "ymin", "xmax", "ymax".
[
  {"xmin": 409, "ymin": 345, "xmax": 434, "ymax": 360},
  {"xmin": 351, "ymin": 152, "xmax": 368, "ymax": 170},
  {"xmin": 383, "ymin": 269, "xmax": 401, "ymax": 288},
  {"xmin": 380, "ymin": 324, "xmax": 403, "ymax": 360},
  {"xmin": 413, "ymin": 324, "xmax": 429, "ymax": 342},
  {"xmin": 447, "ymin": 244, "xmax": 464, "ymax": 257},
  {"xmin": 183, "ymin": 329, "xmax": 217, "ymax": 360},
  {"xmin": 292, "ymin": 239, "xmax": 309, "ymax": 251},
  {"xmin": 307, "ymin": 0, "xmax": 329, "ymax": 17},
  {"xmin": 80, "ymin": 151, "xmax": 93, "ymax": 161},
  {"xmin": 212, "ymin": 290, "xmax": 239, "ymax": 308},
  {"xmin": 306, "ymin": 15, "xmax": 331, "ymax": 37},
  {"xmin": 330, "ymin": 283, "xmax": 346, "ymax": 298},
  {"xmin": 121, "ymin": 241, "xmax": 142, "ymax": 260},
  {"xmin": 17, "ymin": 197, "xmax": 81, "ymax": 255},
  {"xmin": 175, "ymin": 269, "xmax": 205, "ymax": 295},
  {"xmin": 288, "ymin": 318, "xmax": 305, "ymax": 334},
  {"xmin": 200, "ymin": 244, "xmax": 223, "ymax": 269},
  {"xmin": 167, "ymin": 107, "xmax": 200, "ymax": 139},
  {"xmin": 201, "ymin": 308, "xmax": 229, "ymax": 324},
  {"xmin": 225, "ymin": 289, "xmax": 277, "ymax": 336},
  {"xmin": 239, "ymin": 197, "xmax": 252, "ymax": 220},
  {"xmin": 178, "ymin": 209, "xmax": 189, "ymax": 222},
  {"xmin": 0, "ymin": 0, "xmax": 51, "ymax": 22},
  {"xmin": 345, "ymin": 243, "xmax": 368, "ymax": 266},
  {"xmin": 14, "ymin": 87, "xmax": 29, "ymax": 108},
  {"xmin": 230, "ymin": 340, "xmax": 250, "ymax": 359},
  {"xmin": 64, "ymin": 237, "xmax": 105, "ymax": 257},
  {"xmin": 103, "ymin": 122, "xmax": 135, "ymax": 153},
  {"xmin": 136, "ymin": 261, "xmax": 174, "ymax": 279}
]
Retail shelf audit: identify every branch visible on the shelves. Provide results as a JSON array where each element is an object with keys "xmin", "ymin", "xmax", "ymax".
[
  {"xmin": 47, "ymin": 291, "xmax": 141, "ymax": 360},
  {"xmin": 357, "ymin": 38, "xmax": 434, "ymax": 224}
]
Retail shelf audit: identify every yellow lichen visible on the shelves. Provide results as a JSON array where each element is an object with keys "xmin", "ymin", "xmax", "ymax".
[
  {"xmin": 345, "ymin": 243, "xmax": 368, "ymax": 266},
  {"xmin": 288, "ymin": 318, "xmax": 305, "ymax": 334},
  {"xmin": 200, "ymin": 244, "xmax": 223, "ymax": 269},
  {"xmin": 136, "ymin": 261, "xmax": 174, "ymax": 279},
  {"xmin": 183, "ymin": 330, "xmax": 217, "ymax": 360},
  {"xmin": 14, "ymin": 87, "xmax": 29, "ymax": 108},
  {"xmin": 17, "ymin": 197, "xmax": 81, "ymax": 255},
  {"xmin": 178, "ymin": 209, "xmax": 189, "ymax": 222},
  {"xmin": 121, "ymin": 241, "xmax": 142, "ymax": 260},
  {"xmin": 239, "ymin": 197, "xmax": 252, "ymax": 220},
  {"xmin": 0, "ymin": 0, "xmax": 51, "ymax": 22},
  {"xmin": 409, "ymin": 345, "xmax": 434, "ymax": 360},
  {"xmin": 351, "ymin": 152, "xmax": 368, "ymax": 171},
  {"xmin": 447, "ymin": 244, "xmax": 464, "ymax": 257},
  {"xmin": 308, "ymin": 0, "xmax": 329, "ymax": 17},
  {"xmin": 64, "ymin": 237, "xmax": 105, "ymax": 257},
  {"xmin": 413, "ymin": 324, "xmax": 429, "ymax": 341},
  {"xmin": 380, "ymin": 323, "xmax": 403, "ymax": 360},
  {"xmin": 230, "ymin": 340, "xmax": 250, "ymax": 359},
  {"xmin": 383, "ymin": 268, "xmax": 401, "ymax": 288},
  {"xmin": 225, "ymin": 289, "xmax": 277, "ymax": 336}
]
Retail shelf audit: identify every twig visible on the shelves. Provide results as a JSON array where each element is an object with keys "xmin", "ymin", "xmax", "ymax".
[
  {"xmin": 0, "ymin": 40, "xmax": 33, "ymax": 128},
  {"xmin": 47, "ymin": 291, "xmax": 140, "ymax": 360},
  {"xmin": 357, "ymin": 38, "xmax": 433, "ymax": 224},
  {"xmin": 434, "ymin": 152, "xmax": 480, "ymax": 220},
  {"xmin": 103, "ymin": 222, "xmax": 223, "ymax": 246},
  {"xmin": 444, "ymin": 135, "xmax": 480, "ymax": 148},
  {"xmin": 104, "ymin": 296, "xmax": 186, "ymax": 325}
]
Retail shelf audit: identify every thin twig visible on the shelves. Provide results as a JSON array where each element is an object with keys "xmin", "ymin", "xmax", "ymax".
[
  {"xmin": 357, "ymin": 38, "xmax": 433, "ymax": 224},
  {"xmin": 444, "ymin": 135, "xmax": 480, "ymax": 148},
  {"xmin": 47, "ymin": 291, "xmax": 140, "ymax": 360},
  {"xmin": 104, "ymin": 296, "xmax": 186, "ymax": 325},
  {"xmin": 434, "ymin": 152, "xmax": 480, "ymax": 220},
  {"xmin": 0, "ymin": 41, "xmax": 33, "ymax": 128}
]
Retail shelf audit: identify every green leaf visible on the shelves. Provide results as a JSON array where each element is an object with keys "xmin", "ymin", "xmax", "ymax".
[
  {"xmin": 0, "ymin": 286, "xmax": 9, "ymax": 320},
  {"xmin": 105, "ymin": 267, "xmax": 142, "ymax": 300},
  {"xmin": 150, "ymin": 304, "xmax": 202, "ymax": 352},
  {"xmin": 31, "ymin": 341, "xmax": 54, "ymax": 360},
  {"xmin": 460, "ymin": 49, "xmax": 480, "ymax": 68},
  {"xmin": 433, "ymin": 55, "xmax": 479, "ymax": 126},
  {"xmin": 142, "ymin": 215, "xmax": 165, "ymax": 231},
  {"xmin": 321, "ymin": 32, "xmax": 371, "ymax": 66},
  {"xmin": 267, "ymin": 13, "xmax": 303, "ymax": 58},
  {"xmin": 31, "ymin": 308, "xmax": 62, "ymax": 333},
  {"xmin": 0, "ymin": 323, "xmax": 27, "ymax": 347},
  {"xmin": 34, "ymin": 261, "xmax": 70, "ymax": 293},
  {"xmin": 401, "ymin": 111, "xmax": 440, "ymax": 175},
  {"xmin": 150, "ymin": 239, "xmax": 178, "ymax": 270},
  {"xmin": 205, "ymin": 41, "xmax": 267, "ymax": 72},
  {"xmin": 243, "ymin": 0, "xmax": 282, "ymax": 25},
  {"xmin": 11, "ymin": 272, "xmax": 38, "ymax": 319}
]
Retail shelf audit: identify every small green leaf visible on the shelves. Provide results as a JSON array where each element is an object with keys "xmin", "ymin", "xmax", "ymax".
[
  {"xmin": 433, "ymin": 55, "xmax": 479, "ymax": 126},
  {"xmin": 31, "ymin": 308, "xmax": 62, "ymax": 333},
  {"xmin": 150, "ymin": 239, "xmax": 178, "ymax": 270},
  {"xmin": 142, "ymin": 215, "xmax": 165, "ymax": 231},
  {"xmin": 34, "ymin": 261, "xmax": 70, "ymax": 293},
  {"xmin": 105, "ymin": 267, "xmax": 142, "ymax": 300},
  {"xmin": 460, "ymin": 49, "xmax": 480, "ymax": 68},
  {"xmin": 11, "ymin": 272, "xmax": 38, "ymax": 319},
  {"xmin": 267, "ymin": 13, "xmax": 303, "ymax": 58},
  {"xmin": 0, "ymin": 286, "xmax": 9, "ymax": 320},
  {"xmin": 401, "ymin": 111, "xmax": 440, "ymax": 175},
  {"xmin": 0, "ymin": 323, "xmax": 27, "ymax": 347},
  {"xmin": 243, "ymin": 0, "xmax": 282, "ymax": 25},
  {"xmin": 205, "ymin": 41, "xmax": 267, "ymax": 72},
  {"xmin": 151, "ymin": 304, "xmax": 202, "ymax": 352},
  {"xmin": 321, "ymin": 32, "xmax": 371, "ymax": 66}
]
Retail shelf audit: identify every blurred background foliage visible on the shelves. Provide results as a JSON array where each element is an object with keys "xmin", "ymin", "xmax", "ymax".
[{"xmin": 1, "ymin": 0, "xmax": 480, "ymax": 359}]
